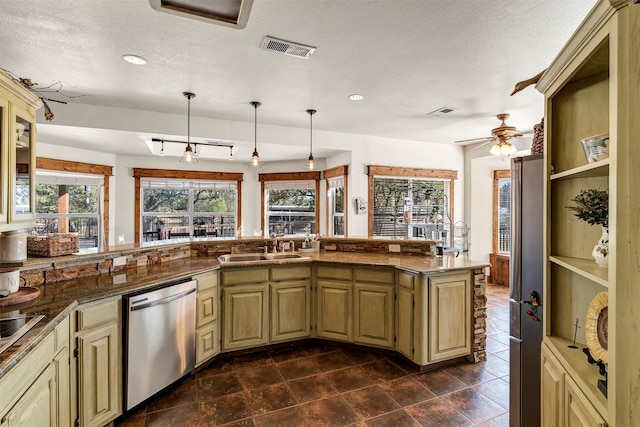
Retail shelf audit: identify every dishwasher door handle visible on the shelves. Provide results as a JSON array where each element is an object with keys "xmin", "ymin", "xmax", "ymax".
[{"xmin": 130, "ymin": 287, "xmax": 196, "ymax": 311}]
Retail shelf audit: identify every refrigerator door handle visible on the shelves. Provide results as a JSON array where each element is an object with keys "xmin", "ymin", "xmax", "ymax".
[{"xmin": 510, "ymin": 158, "xmax": 523, "ymax": 301}]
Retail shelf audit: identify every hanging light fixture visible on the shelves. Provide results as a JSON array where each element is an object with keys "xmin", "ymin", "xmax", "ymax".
[
  {"xmin": 180, "ymin": 91, "xmax": 198, "ymax": 163},
  {"xmin": 229, "ymin": 145, "xmax": 234, "ymax": 161},
  {"xmin": 158, "ymin": 140, "xmax": 165, "ymax": 156},
  {"xmin": 250, "ymin": 101, "xmax": 261, "ymax": 167},
  {"xmin": 306, "ymin": 109, "xmax": 316, "ymax": 170}
]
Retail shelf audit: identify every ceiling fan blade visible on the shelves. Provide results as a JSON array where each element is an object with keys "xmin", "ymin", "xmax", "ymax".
[
  {"xmin": 454, "ymin": 136, "xmax": 492, "ymax": 145},
  {"xmin": 465, "ymin": 140, "xmax": 494, "ymax": 151}
]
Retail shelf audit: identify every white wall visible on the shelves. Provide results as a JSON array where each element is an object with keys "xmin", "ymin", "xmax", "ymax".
[{"xmin": 38, "ymin": 128, "xmax": 465, "ymax": 245}]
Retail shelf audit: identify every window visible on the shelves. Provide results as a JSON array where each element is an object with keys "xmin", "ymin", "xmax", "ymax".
[
  {"xmin": 31, "ymin": 158, "xmax": 112, "ymax": 252},
  {"xmin": 324, "ymin": 165, "xmax": 348, "ymax": 237},
  {"xmin": 494, "ymin": 170, "xmax": 511, "ymax": 253},
  {"xmin": 259, "ymin": 172, "xmax": 321, "ymax": 237},
  {"xmin": 367, "ymin": 166, "xmax": 457, "ymax": 241},
  {"xmin": 140, "ymin": 179, "xmax": 238, "ymax": 241},
  {"xmin": 133, "ymin": 169, "xmax": 243, "ymax": 244}
]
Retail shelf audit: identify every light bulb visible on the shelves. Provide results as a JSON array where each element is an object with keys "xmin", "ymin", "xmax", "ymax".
[
  {"xmin": 490, "ymin": 144, "xmax": 501, "ymax": 155},
  {"xmin": 251, "ymin": 151, "xmax": 260, "ymax": 167},
  {"xmin": 181, "ymin": 145, "xmax": 193, "ymax": 163}
]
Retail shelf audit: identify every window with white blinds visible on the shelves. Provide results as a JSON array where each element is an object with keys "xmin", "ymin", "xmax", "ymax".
[
  {"xmin": 141, "ymin": 178, "xmax": 238, "ymax": 241},
  {"xmin": 264, "ymin": 180, "xmax": 316, "ymax": 237}
]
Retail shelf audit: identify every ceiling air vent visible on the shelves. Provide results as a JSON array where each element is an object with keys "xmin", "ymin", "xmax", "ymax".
[
  {"xmin": 261, "ymin": 36, "xmax": 316, "ymax": 59},
  {"xmin": 426, "ymin": 107, "xmax": 455, "ymax": 117}
]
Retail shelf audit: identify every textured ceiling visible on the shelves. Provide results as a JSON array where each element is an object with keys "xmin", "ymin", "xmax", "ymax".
[{"xmin": 0, "ymin": 0, "xmax": 597, "ymax": 161}]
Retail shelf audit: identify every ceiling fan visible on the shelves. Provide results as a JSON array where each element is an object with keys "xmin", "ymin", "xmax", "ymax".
[{"xmin": 455, "ymin": 113, "xmax": 532, "ymax": 155}]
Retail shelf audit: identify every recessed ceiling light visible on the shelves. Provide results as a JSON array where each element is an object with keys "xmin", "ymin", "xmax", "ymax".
[
  {"xmin": 348, "ymin": 94, "xmax": 364, "ymax": 101},
  {"xmin": 122, "ymin": 54, "xmax": 148, "ymax": 65}
]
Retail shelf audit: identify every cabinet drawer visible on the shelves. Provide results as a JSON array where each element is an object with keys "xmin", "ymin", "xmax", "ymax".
[
  {"xmin": 316, "ymin": 265, "xmax": 352, "ymax": 280},
  {"xmin": 197, "ymin": 287, "xmax": 218, "ymax": 328},
  {"xmin": 196, "ymin": 270, "xmax": 218, "ymax": 291},
  {"xmin": 354, "ymin": 267, "xmax": 394, "ymax": 284},
  {"xmin": 75, "ymin": 297, "xmax": 119, "ymax": 332},
  {"xmin": 271, "ymin": 265, "xmax": 311, "ymax": 281},
  {"xmin": 398, "ymin": 271, "xmax": 416, "ymax": 290},
  {"xmin": 221, "ymin": 268, "xmax": 269, "ymax": 285}
]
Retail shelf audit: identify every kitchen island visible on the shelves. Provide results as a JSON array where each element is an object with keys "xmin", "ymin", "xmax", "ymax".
[{"xmin": 0, "ymin": 242, "xmax": 487, "ymax": 426}]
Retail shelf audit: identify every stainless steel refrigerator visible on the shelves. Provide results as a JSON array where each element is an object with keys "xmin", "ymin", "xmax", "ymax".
[{"xmin": 509, "ymin": 154, "xmax": 544, "ymax": 427}]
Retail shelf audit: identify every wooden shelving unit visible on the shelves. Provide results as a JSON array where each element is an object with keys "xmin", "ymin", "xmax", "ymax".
[{"xmin": 537, "ymin": 1, "xmax": 640, "ymax": 425}]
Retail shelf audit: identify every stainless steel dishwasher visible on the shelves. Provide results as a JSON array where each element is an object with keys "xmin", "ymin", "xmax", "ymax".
[{"xmin": 123, "ymin": 278, "xmax": 197, "ymax": 411}]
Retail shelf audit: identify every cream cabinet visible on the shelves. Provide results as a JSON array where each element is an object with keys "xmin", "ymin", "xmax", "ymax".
[
  {"xmin": 315, "ymin": 265, "xmax": 353, "ymax": 342},
  {"xmin": 0, "ymin": 315, "xmax": 70, "ymax": 427},
  {"xmin": 195, "ymin": 271, "xmax": 219, "ymax": 366},
  {"xmin": 222, "ymin": 282, "xmax": 269, "ymax": 351},
  {"xmin": 541, "ymin": 343, "xmax": 607, "ymax": 427},
  {"xmin": 428, "ymin": 272, "xmax": 471, "ymax": 362},
  {"xmin": 353, "ymin": 267, "xmax": 394, "ymax": 349},
  {"xmin": 396, "ymin": 270, "xmax": 418, "ymax": 361},
  {"xmin": 72, "ymin": 296, "xmax": 121, "ymax": 427},
  {"xmin": 537, "ymin": 2, "xmax": 640, "ymax": 425},
  {"xmin": 0, "ymin": 70, "xmax": 40, "ymax": 231},
  {"xmin": 270, "ymin": 264, "xmax": 312, "ymax": 343}
]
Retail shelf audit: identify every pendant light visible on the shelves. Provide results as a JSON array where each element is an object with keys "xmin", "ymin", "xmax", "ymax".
[
  {"xmin": 158, "ymin": 140, "xmax": 165, "ymax": 156},
  {"xmin": 306, "ymin": 109, "xmax": 316, "ymax": 170},
  {"xmin": 250, "ymin": 101, "xmax": 261, "ymax": 167},
  {"xmin": 180, "ymin": 91, "xmax": 198, "ymax": 163},
  {"xmin": 229, "ymin": 145, "xmax": 234, "ymax": 161}
]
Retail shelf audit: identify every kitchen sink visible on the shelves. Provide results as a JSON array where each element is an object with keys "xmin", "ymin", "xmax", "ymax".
[
  {"xmin": 0, "ymin": 314, "xmax": 45, "ymax": 354},
  {"xmin": 218, "ymin": 252, "xmax": 311, "ymax": 264}
]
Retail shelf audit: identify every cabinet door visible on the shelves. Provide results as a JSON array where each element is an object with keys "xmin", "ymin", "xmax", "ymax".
[
  {"xmin": 0, "ymin": 97, "xmax": 8, "ymax": 226},
  {"xmin": 78, "ymin": 322, "xmax": 120, "ymax": 427},
  {"xmin": 196, "ymin": 321, "xmax": 219, "ymax": 366},
  {"xmin": 271, "ymin": 280, "xmax": 311, "ymax": 342},
  {"xmin": 53, "ymin": 347, "xmax": 71, "ymax": 427},
  {"xmin": 316, "ymin": 280, "xmax": 353, "ymax": 342},
  {"xmin": 196, "ymin": 286, "xmax": 218, "ymax": 328},
  {"xmin": 8, "ymin": 103, "xmax": 36, "ymax": 224},
  {"xmin": 397, "ymin": 287, "xmax": 414, "ymax": 360},
  {"xmin": 565, "ymin": 376, "xmax": 607, "ymax": 427},
  {"xmin": 541, "ymin": 345, "xmax": 564, "ymax": 427},
  {"xmin": 354, "ymin": 283, "xmax": 394, "ymax": 348},
  {"xmin": 428, "ymin": 273, "xmax": 471, "ymax": 362},
  {"xmin": 222, "ymin": 284, "xmax": 269, "ymax": 351},
  {"xmin": 3, "ymin": 364, "xmax": 57, "ymax": 427}
]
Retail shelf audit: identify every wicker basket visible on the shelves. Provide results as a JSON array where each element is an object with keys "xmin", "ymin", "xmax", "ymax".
[{"xmin": 27, "ymin": 233, "xmax": 79, "ymax": 257}]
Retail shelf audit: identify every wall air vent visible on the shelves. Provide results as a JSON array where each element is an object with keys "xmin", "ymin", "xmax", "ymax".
[{"xmin": 261, "ymin": 36, "xmax": 316, "ymax": 59}]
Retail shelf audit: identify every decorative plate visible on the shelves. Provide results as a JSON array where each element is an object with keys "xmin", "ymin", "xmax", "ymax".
[{"xmin": 585, "ymin": 291, "xmax": 608, "ymax": 364}]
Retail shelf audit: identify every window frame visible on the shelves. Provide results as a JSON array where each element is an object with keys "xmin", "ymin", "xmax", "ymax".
[
  {"xmin": 367, "ymin": 165, "xmax": 457, "ymax": 238},
  {"xmin": 36, "ymin": 157, "xmax": 112, "ymax": 249},
  {"xmin": 258, "ymin": 171, "xmax": 321, "ymax": 237},
  {"xmin": 133, "ymin": 168, "xmax": 243, "ymax": 244},
  {"xmin": 323, "ymin": 165, "xmax": 348, "ymax": 237},
  {"xmin": 493, "ymin": 169, "xmax": 511, "ymax": 254}
]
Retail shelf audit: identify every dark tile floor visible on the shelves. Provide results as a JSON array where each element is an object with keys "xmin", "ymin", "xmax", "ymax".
[{"xmin": 117, "ymin": 283, "xmax": 510, "ymax": 427}]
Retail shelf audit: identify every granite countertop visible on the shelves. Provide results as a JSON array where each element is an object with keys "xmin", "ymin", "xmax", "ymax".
[{"xmin": 0, "ymin": 252, "xmax": 487, "ymax": 378}]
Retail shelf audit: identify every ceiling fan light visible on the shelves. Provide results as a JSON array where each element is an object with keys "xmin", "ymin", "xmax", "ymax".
[
  {"xmin": 508, "ymin": 143, "xmax": 518, "ymax": 155},
  {"xmin": 490, "ymin": 143, "xmax": 501, "ymax": 156}
]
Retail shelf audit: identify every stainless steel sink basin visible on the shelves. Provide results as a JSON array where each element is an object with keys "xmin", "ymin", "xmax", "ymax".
[
  {"xmin": 0, "ymin": 314, "xmax": 45, "ymax": 354},
  {"xmin": 218, "ymin": 252, "xmax": 311, "ymax": 264}
]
